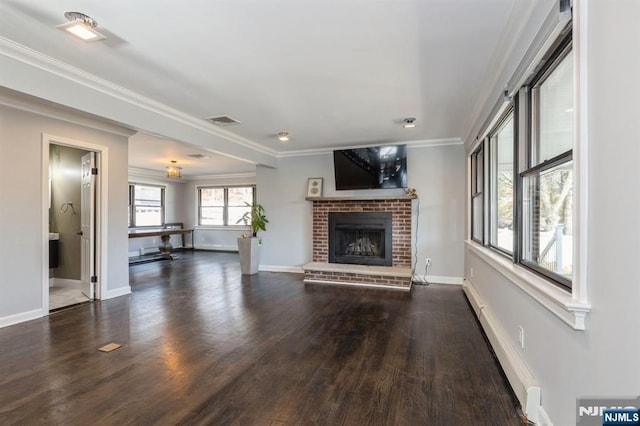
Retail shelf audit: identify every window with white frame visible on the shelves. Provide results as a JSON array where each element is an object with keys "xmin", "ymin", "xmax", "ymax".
[
  {"xmin": 198, "ymin": 186, "xmax": 255, "ymax": 226},
  {"xmin": 489, "ymin": 109, "xmax": 515, "ymax": 254},
  {"xmin": 129, "ymin": 184, "xmax": 165, "ymax": 227}
]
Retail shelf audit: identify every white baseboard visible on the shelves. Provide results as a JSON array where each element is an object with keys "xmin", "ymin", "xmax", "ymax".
[
  {"xmin": 413, "ymin": 275, "xmax": 464, "ymax": 285},
  {"xmin": 0, "ymin": 308, "xmax": 45, "ymax": 329},
  {"xmin": 259, "ymin": 265, "xmax": 304, "ymax": 274},
  {"xmin": 537, "ymin": 406, "xmax": 553, "ymax": 426},
  {"xmin": 139, "ymin": 247, "xmax": 160, "ymax": 255},
  {"xmin": 105, "ymin": 286, "xmax": 131, "ymax": 299},
  {"xmin": 463, "ymin": 278, "xmax": 542, "ymax": 424},
  {"xmin": 194, "ymin": 244, "xmax": 238, "ymax": 252},
  {"xmin": 51, "ymin": 278, "xmax": 81, "ymax": 289}
]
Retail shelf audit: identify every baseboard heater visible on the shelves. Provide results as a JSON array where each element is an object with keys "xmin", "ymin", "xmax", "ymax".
[
  {"xmin": 139, "ymin": 247, "xmax": 160, "ymax": 256},
  {"xmin": 463, "ymin": 282, "xmax": 542, "ymax": 424}
]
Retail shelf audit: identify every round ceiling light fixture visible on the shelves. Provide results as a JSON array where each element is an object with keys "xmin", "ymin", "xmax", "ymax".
[
  {"xmin": 403, "ymin": 118, "xmax": 416, "ymax": 128},
  {"xmin": 277, "ymin": 131, "xmax": 290, "ymax": 142}
]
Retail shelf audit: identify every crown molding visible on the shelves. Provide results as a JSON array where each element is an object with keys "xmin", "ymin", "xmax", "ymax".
[
  {"xmin": 0, "ymin": 87, "xmax": 135, "ymax": 137},
  {"xmin": 0, "ymin": 37, "xmax": 279, "ymax": 159},
  {"xmin": 128, "ymin": 167, "xmax": 256, "ymax": 183},
  {"xmin": 275, "ymin": 137, "xmax": 462, "ymax": 158},
  {"xmin": 187, "ymin": 172, "xmax": 256, "ymax": 181},
  {"xmin": 460, "ymin": 0, "xmax": 538, "ymax": 145},
  {"xmin": 128, "ymin": 167, "xmax": 186, "ymax": 184}
]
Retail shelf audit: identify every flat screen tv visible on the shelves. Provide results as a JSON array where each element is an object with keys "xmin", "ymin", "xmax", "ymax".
[{"xmin": 333, "ymin": 144, "xmax": 407, "ymax": 190}]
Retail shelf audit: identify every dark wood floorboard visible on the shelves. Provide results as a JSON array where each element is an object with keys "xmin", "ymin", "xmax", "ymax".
[{"xmin": 0, "ymin": 251, "xmax": 521, "ymax": 425}]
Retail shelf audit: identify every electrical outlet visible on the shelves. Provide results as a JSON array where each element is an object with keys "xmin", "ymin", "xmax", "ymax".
[
  {"xmin": 426, "ymin": 258, "xmax": 432, "ymax": 267},
  {"xmin": 518, "ymin": 326, "xmax": 525, "ymax": 349}
]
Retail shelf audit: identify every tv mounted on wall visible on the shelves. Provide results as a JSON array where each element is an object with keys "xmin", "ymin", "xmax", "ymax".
[{"xmin": 333, "ymin": 144, "xmax": 407, "ymax": 190}]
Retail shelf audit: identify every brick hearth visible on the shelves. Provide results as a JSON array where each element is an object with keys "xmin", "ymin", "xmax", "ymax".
[{"xmin": 303, "ymin": 195, "xmax": 415, "ymax": 290}]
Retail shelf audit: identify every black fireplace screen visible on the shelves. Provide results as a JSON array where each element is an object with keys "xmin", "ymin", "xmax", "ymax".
[{"xmin": 328, "ymin": 212, "xmax": 392, "ymax": 266}]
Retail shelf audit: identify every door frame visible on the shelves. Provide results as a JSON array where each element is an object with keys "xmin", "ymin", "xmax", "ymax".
[{"xmin": 42, "ymin": 134, "xmax": 109, "ymax": 313}]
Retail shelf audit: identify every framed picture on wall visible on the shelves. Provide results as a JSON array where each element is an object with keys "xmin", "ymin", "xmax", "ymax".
[{"xmin": 306, "ymin": 177, "xmax": 324, "ymax": 198}]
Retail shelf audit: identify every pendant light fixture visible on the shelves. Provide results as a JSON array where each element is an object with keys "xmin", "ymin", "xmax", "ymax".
[{"xmin": 166, "ymin": 160, "xmax": 182, "ymax": 179}]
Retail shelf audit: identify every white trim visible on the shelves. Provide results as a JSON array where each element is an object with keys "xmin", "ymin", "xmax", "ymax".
[
  {"xmin": 188, "ymin": 172, "xmax": 256, "ymax": 181},
  {"xmin": 194, "ymin": 244, "xmax": 238, "ymax": 252},
  {"xmin": 462, "ymin": 0, "xmax": 538, "ymax": 145},
  {"xmin": 537, "ymin": 406, "xmax": 554, "ymax": 426},
  {"xmin": 0, "ymin": 309, "xmax": 45, "ymax": 329},
  {"xmin": 413, "ymin": 275, "xmax": 464, "ymax": 285},
  {"xmin": 50, "ymin": 279, "xmax": 81, "ymax": 289},
  {"xmin": 195, "ymin": 226, "xmax": 250, "ymax": 232},
  {"xmin": 128, "ymin": 168, "xmax": 256, "ymax": 183},
  {"xmin": 304, "ymin": 279, "xmax": 412, "ymax": 292},
  {"xmin": 128, "ymin": 167, "xmax": 187, "ymax": 184},
  {"xmin": 43, "ymin": 134, "xmax": 110, "ymax": 307},
  {"xmin": 466, "ymin": 241, "xmax": 590, "ymax": 330},
  {"xmin": 573, "ymin": 0, "xmax": 589, "ymax": 306},
  {"xmin": 505, "ymin": 0, "xmax": 571, "ymax": 96},
  {"xmin": 276, "ymin": 138, "xmax": 462, "ymax": 158},
  {"xmin": 259, "ymin": 265, "xmax": 304, "ymax": 274},
  {"xmin": 105, "ymin": 286, "xmax": 132, "ymax": 300},
  {"xmin": 463, "ymin": 279, "xmax": 542, "ymax": 423},
  {"xmin": 0, "ymin": 37, "xmax": 275, "ymax": 156},
  {"xmin": 0, "ymin": 88, "xmax": 135, "ymax": 137},
  {"xmin": 0, "ymin": 37, "xmax": 278, "ymax": 167}
]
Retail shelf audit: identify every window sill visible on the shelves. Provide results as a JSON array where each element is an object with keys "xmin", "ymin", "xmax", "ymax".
[
  {"xmin": 465, "ymin": 240, "xmax": 590, "ymax": 330},
  {"xmin": 196, "ymin": 226, "xmax": 250, "ymax": 232}
]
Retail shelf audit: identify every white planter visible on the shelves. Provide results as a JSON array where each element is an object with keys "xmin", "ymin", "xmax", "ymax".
[{"xmin": 237, "ymin": 237, "xmax": 261, "ymax": 275}]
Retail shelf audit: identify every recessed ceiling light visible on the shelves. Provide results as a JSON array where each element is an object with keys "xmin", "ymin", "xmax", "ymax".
[
  {"xmin": 58, "ymin": 12, "xmax": 106, "ymax": 42},
  {"xmin": 403, "ymin": 118, "xmax": 416, "ymax": 128},
  {"xmin": 277, "ymin": 132, "xmax": 290, "ymax": 142}
]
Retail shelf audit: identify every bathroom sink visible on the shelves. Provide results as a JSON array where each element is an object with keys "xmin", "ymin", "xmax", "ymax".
[{"xmin": 48, "ymin": 233, "xmax": 59, "ymax": 240}]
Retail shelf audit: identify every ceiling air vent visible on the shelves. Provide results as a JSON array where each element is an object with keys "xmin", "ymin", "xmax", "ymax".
[{"xmin": 206, "ymin": 115, "xmax": 241, "ymax": 126}]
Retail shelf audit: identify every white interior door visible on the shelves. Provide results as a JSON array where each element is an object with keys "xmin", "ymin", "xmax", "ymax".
[{"xmin": 80, "ymin": 152, "xmax": 96, "ymax": 299}]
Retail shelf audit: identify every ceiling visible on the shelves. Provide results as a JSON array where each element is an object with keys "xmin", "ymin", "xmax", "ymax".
[{"xmin": 0, "ymin": 0, "xmax": 533, "ymax": 175}]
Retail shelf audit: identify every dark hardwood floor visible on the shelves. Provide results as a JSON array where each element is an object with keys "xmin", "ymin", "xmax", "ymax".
[{"xmin": 0, "ymin": 251, "xmax": 522, "ymax": 425}]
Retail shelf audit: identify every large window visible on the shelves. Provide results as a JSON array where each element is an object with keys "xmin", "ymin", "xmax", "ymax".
[
  {"xmin": 520, "ymin": 39, "xmax": 573, "ymax": 288},
  {"xmin": 469, "ymin": 29, "xmax": 573, "ymax": 291},
  {"xmin": 129, "ymin": 184, "xmax": 165, "ymax": 227},
  {"xmin": 199, "ymin": 186, "xmax": 255, "ymax": 226},
  {"xmin": 489, "ymin": 110, "xmax": 515, "ymax": 254},
  {"xmin": 470, "ymin": 144, "xmax": 484, "ymax": 243}
]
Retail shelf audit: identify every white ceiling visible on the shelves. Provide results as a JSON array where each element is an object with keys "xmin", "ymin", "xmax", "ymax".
[
  {"xmin": 129, "ymin": 133, "xmax": 255, "ymax": 177},
  {"xmin": 0, "ymin": 0, "xmax": 533, "ymax": 175}
]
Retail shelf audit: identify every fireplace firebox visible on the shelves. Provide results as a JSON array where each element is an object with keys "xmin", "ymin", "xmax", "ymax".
[{"xmin": 328, "ymin": 212, "xmax": 392, "ymax": 266}]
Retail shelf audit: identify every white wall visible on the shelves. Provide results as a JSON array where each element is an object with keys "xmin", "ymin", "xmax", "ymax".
[
  {"xmin": 464, "ymin": 2, "xmax": 640, "ymax": 424},
  {"xmin": 257, "ymin": 144, "xmax": 465, "ymax": 280},
  {"xmin": 0, "ymin": 96, "xmax": 131, "ymax": 326},
  {"xmin": 183, "ymin": 174, "xmax": 256, "ymax": 251},
  {"xmin": 127, "ymin": 174, "xmax": 188, "ymax": 254}
]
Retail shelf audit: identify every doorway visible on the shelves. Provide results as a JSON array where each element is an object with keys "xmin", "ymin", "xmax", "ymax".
[{"xmin": 42, "ymin": 135, "xmax": 106, "ymax": 313}]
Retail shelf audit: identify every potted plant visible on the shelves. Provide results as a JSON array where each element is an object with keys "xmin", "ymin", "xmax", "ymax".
[{"xmin": 236, "ymin": 203, "xmax": 268, "ymax": 275}]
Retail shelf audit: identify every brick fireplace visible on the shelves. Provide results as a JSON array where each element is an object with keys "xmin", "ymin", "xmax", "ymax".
[{"xmin": 303, "ymin": 195, "xmax": 415, "ymax": 291}]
